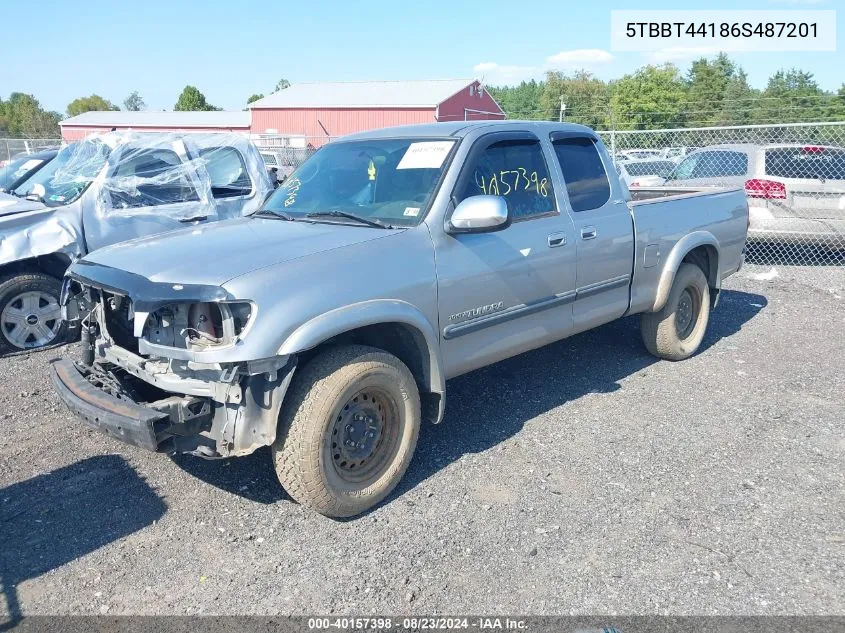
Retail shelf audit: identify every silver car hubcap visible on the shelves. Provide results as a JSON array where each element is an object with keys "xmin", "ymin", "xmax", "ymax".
[{"xmin": 1, "ymin": 290, "xmax": 62, "ymax": 349}]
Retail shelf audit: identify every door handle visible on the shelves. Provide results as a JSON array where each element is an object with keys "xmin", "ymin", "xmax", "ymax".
[
  {"xmin": 179, "ymin": 215, "xmax": 208, "ymax": 223},
  {"xmin": 547, "ymin": 232, "xmax": 567, "ymax": 248},
  {"xmin": 581, "ymin": 226, "xmax": 598, "ymax": 240}
]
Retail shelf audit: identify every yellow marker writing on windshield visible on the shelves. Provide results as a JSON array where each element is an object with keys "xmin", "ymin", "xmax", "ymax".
[{"xmin": 368, "ymin": 160, "xmax": 376, "ymax": 181}]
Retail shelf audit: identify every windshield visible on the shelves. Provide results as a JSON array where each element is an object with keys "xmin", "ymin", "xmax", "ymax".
[
  {"xmin": 13, "ymin": 141, "xmax": 110, "ymax": 206},
  {"xmin": 0, "ymin": 155, "xmax": 46, "ymax": 190},
  {"xmin": 262, "ymin": 138, "xmax": 456, "ymax": 226}
]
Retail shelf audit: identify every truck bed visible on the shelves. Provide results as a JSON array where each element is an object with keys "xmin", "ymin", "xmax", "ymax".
[{"xmin": 626, "ymin": 186, "xmax": 749, "ymax": 315}]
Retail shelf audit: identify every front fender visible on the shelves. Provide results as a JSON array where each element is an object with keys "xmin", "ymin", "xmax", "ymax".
[
  {"xmin": 652, "ymin": 231, "xmax": 720, "ymax": 313},
  {"xmin": 277, "ymin": 299, "xmax": 446, "ymax": 396}
]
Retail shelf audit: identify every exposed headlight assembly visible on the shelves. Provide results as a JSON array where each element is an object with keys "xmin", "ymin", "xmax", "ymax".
[{"xmin": 143, "ymin": 301, "xmax": 254, "ymax": 350}]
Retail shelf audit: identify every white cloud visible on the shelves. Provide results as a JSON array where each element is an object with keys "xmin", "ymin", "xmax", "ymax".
[
  {"xmin": 472, "ymin": 62, "xmax": 538, "ymax": 84},
  {"xmin": 546, "ymin": 49, "xmax": 614, "ymax": 68}
]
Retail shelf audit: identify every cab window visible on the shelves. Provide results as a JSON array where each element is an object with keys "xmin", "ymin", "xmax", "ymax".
[{"xmin": 456, "ymin": 139, "xmax": 556, "ymax": 220}]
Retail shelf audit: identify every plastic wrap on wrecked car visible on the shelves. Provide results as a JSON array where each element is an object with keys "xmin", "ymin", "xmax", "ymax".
[{"xmin": 0, "ymin": 131, "xmax": 272, "ymax": 265}]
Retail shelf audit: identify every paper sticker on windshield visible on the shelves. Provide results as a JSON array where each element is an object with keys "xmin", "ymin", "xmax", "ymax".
[
  {"xmin": 403, "ymin": 207, "xmax": 420, "ymax": 217},
  {"xmin": 397, "ymin": 141, "xmax": 454, "ymax": 170}
]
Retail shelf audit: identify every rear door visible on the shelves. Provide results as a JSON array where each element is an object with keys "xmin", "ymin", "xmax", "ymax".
[
  {"xmin": 550, "ymin": 133, "xmax": 634, "ymax": 331},
  {"xmin": 82, "ymin": 139, "xmax": 214, "ymax": 252},
  {"xmin": 435, "ymin": 131, "xmax": 577, "ymax": 377}
]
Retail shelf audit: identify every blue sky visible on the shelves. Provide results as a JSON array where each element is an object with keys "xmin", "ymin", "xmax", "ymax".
[{"xmin": 0, "ymin": 0, "xmax": 841, "ymax": 114}]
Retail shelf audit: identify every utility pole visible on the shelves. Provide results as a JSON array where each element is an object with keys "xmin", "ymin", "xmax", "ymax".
[{"xmin": 559, "ymin": 97, "xmax": 566, "ymax": 122}]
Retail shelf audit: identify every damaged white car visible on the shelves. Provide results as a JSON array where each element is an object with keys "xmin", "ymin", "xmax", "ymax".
[{"xmin": 0, "ymin": 132, "xmax": 272, "ymax": 354}]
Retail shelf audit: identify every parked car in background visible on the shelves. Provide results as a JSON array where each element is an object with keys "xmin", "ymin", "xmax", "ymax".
[
  {"xmin": 0, "ymin": 131, "xmax": 272, "ymax": 354},
  {"xmin": 663, "ymin": 143, "xmax": 845, "ymax": 246},
  {"xmin": 53, "ymin": 121, "xmax": 747, "ymax": 518},
  {"xmin": 661, "ymin": 146, "xmax": 699, "ymax": 162},
  {"xmin": 617, "ymin": 159, "xmax": 677, "ymax": 187},
  {"xmin": 615, "ymin": 149, "xmax": 663, "ymax": 162},
  {"xmin": 0, "ymin": 149, "xmax": 58, "ymax": 194}
]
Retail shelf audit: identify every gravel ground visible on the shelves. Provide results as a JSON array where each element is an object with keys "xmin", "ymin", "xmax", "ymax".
[{"xmin": 1, "ymin": 265, "xmax": 843, "ymax": 617}]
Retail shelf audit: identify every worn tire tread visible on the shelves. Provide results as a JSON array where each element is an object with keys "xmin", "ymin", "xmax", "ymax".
[
  {"xmin": 640, "ymin": 263, "xmax": 710, "ymax": 361},
  {"xmin": 272, "ymin": 344, "xmax": 420, "ymax": 518}
]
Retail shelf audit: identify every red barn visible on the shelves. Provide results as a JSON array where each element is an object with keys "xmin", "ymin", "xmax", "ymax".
[
  {"xmin": 248, "ymin": 79, "xmax": 505, "ymax": 146},
  {"xmin": 59, "ymin": 111, "xmax": 251, "ymax": 142}
]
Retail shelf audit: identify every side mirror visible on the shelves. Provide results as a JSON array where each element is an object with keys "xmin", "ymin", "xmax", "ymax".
[{"xmin": 448, "ymin": 195, "xmax": 510, "ymax": 234}]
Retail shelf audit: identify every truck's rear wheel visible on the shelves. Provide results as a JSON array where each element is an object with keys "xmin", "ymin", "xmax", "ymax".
[
  {"xmin": 272, "ymin": 345, "xmax": 421, "ymax": 518},
  {"xmin": 0, "ymin": 273, "xmax": 67, "ymax": 355},
  {"xmin": 640, "ymin": 263, "xmax": 710, "ymax": 361}
]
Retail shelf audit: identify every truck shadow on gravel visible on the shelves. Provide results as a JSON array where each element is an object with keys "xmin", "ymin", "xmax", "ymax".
[
  {"xmin": 170, "ymin": 289, "xmax": 767, "ymax": 516},
  {"xmin": 0, "ymin": 455, "xmax": 166, "ymax": 629}
]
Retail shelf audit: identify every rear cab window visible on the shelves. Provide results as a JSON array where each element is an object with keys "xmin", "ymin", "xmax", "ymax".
[
  {"xmin": 456, "ymin": 138, "xmax": 556, "ymax": 221},
  {"xmin": 764, "ymin": 146, "xmax": 845, "ymax": 181},
  {"xmin": 551, "ymin": 137, "xmax": 611, "ymax": 212}
]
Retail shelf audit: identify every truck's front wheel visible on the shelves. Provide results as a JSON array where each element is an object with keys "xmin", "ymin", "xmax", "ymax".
[
  {"xmin": 640, "ymin": 263, "xmax": 710, "ymax": 361},
  {"xmin": 272, "ymin": 345, "xmax": 421, "ymax": 518}
]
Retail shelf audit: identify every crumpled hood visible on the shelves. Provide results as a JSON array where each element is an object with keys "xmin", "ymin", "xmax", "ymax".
[
  {"xmin": 79, "ymin": 216, "xmax": 404, "ymax": 287},
  {"xmin": 0, "ymin": 193, "xmax": 48, "ymax": 217}
]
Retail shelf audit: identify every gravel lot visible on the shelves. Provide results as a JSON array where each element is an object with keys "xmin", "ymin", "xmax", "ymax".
[{"xmin": 1, "ymin": 265, "xmax": 843, "ymax": 617}]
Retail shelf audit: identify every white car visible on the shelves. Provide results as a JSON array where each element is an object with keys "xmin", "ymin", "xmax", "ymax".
[
  {"xmin": 661, "ymin": 146, "xmax": 699, "ymax": 162},
  {"xmin": 664, "ymin": 143, "xmax": 845, "ymax": 245},
  {"xmin": 617, "ymin": 159, "xmax": 677, "ymax": 187},
  {"xmin": 615, "ymin": 149, "xmax": 663, "ymax": 162}
]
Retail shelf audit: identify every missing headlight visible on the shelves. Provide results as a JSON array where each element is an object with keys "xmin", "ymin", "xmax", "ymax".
[{"xmin": 143, "ymin": 301, "xmax": 253, "ymax": 350}]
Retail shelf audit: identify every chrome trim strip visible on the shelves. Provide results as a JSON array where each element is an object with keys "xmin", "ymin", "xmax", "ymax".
[
  {"xmin": 443, "ymin": 291, "xmax": 577, "ymax": 340},
  {"xmin": 441, "ymin": 274, "xmax": 631, "ymax": 340},
  {"xmin": 575, "ymin": 274, "xmax": 630, "ymax": 300}
]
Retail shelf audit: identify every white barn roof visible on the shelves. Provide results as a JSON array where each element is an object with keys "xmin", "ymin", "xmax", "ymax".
[
  {"xmin": 60, "ymin": 111, "xmax": 250, "ymax": 128},
  {"xmin": 248, "ymin": 79, "xmax": 479, "ymax": 109}
]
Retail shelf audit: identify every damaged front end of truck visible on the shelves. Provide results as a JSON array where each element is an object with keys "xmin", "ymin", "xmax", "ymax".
[{"xmin": 52, "ymin": 260, "xmax": 295, "ymax": 459}]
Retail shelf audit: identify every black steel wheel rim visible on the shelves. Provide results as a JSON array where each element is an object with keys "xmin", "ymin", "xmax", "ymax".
[
  {"xmin": 675, "ymin": 287, "xmax": 700, "ymax": 340},
  {"xmin": 328, "ymin": 387, "xmax": 400, "ymax": 485}
]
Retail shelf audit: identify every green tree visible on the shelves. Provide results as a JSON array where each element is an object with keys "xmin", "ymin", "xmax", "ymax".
[
  {"xmin": 717, "ymin": 69, "xmax": 759, "ymax": 126},
  {"xmin": 0, "ymin": 93, "xmax": 61, "ymax": 137},
  {"xmin": 753, "ymin": 69, "xmax": 829, "ymax": 123},
  {"xmin": 685, "ymin": 53, "xmax": 737, "ymax": 126},
  {"xmin": 246, "ymin": 93, "xmax": 264, "ymax": 105},
  {"xmin": 274, "ymin": 79, "xmax": 290, "ymax": 92},
  {"xmin": 541, "ymin": 70, "xmax": 610, "ymax": 128},
  {"xmin": 66, "ymin": 94, "xmax": 119, "ymax": 117},
  {"xmin": 123, "ymin": 91, "xmax": 146, "ymax": 111},
  {"xmin": 609, "ymin": 64, "xmax": 688, "ymax": 129},
  {"xmin": 488, "ymin": 80, "xmax": 545, "ymax": 120},
  {"xmin": 174, "ymin": 85, "xmax": 220, "ymax": 111}
]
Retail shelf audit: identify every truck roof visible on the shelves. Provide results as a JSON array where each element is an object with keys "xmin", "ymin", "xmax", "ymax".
[{"xmin": 340, "ymin": 120, "xmax": 598, "ymax": 142}]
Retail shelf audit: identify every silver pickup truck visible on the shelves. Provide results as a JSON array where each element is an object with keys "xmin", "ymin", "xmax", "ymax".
[{"xmin": 52, "ymin": 121, "xmax": 748, "ymax": 517}]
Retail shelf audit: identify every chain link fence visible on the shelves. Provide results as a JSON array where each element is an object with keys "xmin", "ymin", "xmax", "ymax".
[
  {"xmin": 596, "ymin": 122, "xmax": 845, "ymax": 268},
  {"xmin": 0, "ymin": 138, "xmax": 62, "ymax": 164}
]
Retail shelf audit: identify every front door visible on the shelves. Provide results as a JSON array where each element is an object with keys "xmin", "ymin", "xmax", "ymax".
[
  {"xmin": 82, "ymin": 139, "xmax": 214, "ymax": 252},
  {"xmin": 434, "ymin": 132, "xmax": 577, "ymax": 378}
]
